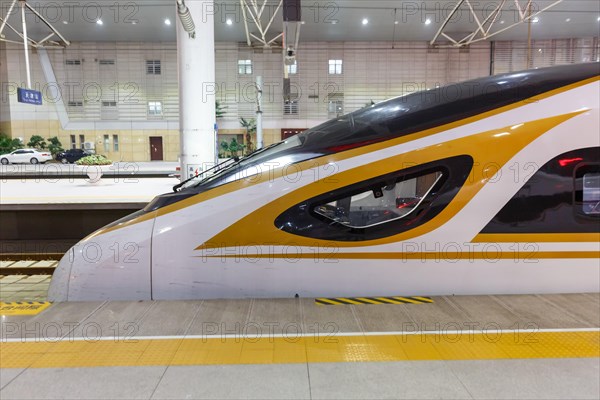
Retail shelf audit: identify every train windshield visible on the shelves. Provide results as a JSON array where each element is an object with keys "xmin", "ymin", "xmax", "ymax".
[{"xmin": 179, "ymin": 134, "xmax": 305, "ymax": 190}]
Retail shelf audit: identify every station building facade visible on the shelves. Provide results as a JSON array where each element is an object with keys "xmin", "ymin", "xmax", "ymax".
[{"xmin": 1, "ymin": 38, "xmax": 598, "ymax": 162}]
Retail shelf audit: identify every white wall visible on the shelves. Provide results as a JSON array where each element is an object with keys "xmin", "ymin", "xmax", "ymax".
[
  {"xmin": 1, "ymin": 37, "xmax": 598, "ymax": 129},
  {"xmin": 493, "ymin": 37, "xmax": 600, "ymax": 74},
  {"xmin": 0, "ymin": 41, "xmax": 11, "ymax": 124},
  {"xmin": 2, "ymin": 42, "xmax": 60, "ymax": 124},
  {"xmin": 212, "ymin": 41, "xmax": 493, "ymax": 124}
]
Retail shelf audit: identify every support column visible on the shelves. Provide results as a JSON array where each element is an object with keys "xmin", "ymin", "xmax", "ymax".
[
  {"xmin": 20, "ymin": 0, "xmax": 32, "ymax": 89},
  {"xmin": 256, "ymin": 76, "xmax": 263, "ymax": 149},
  {"xmin": 177, "ymin": 0, "xmax": 216, "ymax": 180}
]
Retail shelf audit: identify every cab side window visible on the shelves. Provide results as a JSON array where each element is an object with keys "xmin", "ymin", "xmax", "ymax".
[
  {"xmin": 275, "ymin": 155, "xmax": 473, "ymax": 241},
  {"xmin": 314, "ymin": 171, "xmax": 443, "ymax": 228}
]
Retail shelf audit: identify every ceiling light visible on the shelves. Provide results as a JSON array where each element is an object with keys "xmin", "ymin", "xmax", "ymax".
[
  {"xmin": 96, "ymin": 19, "xmax": 103, "ymax": 25},
  {"xmin": 565, "ymin": 18, "xmax": 571, "ymax": 22},
  {"xmin": 538, "ymin": 48, "xmax": 543, "ymax": 52},
  {"xmin": 362, "ymin": 18, "xmax": 368, "ymax": 25},
  {"xmin": 394, "ymin": 21, "xmax": 399, "ymax": 25},
  {"xmin": 62, "ymin": 20, "xmax": 68, "ymax": 25},
  {"xmin": 425, "ymin": 18, "xmax": 432, "ymax": 25},
  {"xmin": 500, "ymin": 20, "xmax": 505, "ymax": 24},
  {"xmin": 532, "ymin": 17, "xmax": 539, "ymax": 23},
  {"xmin": 131, "ymin": 21, "xmax": 137, "ymax": 25},
  {"xmin": 597, "ymin": 16, "xmax": 600, "ymax": 21},
  {"xmin": 226, "ymin": 19, "xmax": 233, "ymax": 25},
  {"xmin": 164, "ymin": 18, "xmax": 171, "ymax": 26}
]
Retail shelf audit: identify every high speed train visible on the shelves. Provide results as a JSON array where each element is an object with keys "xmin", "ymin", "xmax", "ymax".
[{"xmin": 49, "ymin": 63, "xmax": 600, "ymax": 301}]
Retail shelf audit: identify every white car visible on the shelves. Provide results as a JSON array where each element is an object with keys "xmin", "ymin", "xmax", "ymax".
[{"xmin": 0, "ymin": 148, "xmax": 53, "ymax": 164}]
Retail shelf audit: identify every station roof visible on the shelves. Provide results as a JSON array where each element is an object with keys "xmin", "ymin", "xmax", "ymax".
[{"xmin": 1, "ymin": 0, "xmax": 599, "ymax": 44}]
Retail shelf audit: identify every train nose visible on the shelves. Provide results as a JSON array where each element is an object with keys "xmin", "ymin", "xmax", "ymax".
[{"xmin": 48, "ymin": 248, "xmax": 74, "ymax": 302}]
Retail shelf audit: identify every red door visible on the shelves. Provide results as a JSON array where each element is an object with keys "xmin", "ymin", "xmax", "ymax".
[{"xmin": 149, "ymin": 137, "xmax": 163, "ymax": 161}]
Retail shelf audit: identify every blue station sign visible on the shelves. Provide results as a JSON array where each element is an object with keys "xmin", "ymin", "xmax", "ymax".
[{"xmin": 17, "ymin": 87, "xmax": 43, "ymax": 105}]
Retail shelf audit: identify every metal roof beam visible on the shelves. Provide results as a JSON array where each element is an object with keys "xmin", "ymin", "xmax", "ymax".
[
  {"xmin": 431, "ymin": 0, "xmax": 563, "ymax": 47},
  {"xmin": 240, "ymin": 0, "xmax": 283, "ymax": 48},
  {"xmin": 0, "ymin": 0, "xmax": 70, "ymax": 48}
]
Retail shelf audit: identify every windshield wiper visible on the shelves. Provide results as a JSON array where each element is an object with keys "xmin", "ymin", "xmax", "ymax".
[
  {"xmin": 172, "ymin": 142, "xmax": 286, "ymax": 192},
  {"xmin": 172, "ymin": 156, "xmax": 239, "ymax": 192},
  {"xmin": 192, "ymin": 142, "xmax": 285, "ymax": 184}
]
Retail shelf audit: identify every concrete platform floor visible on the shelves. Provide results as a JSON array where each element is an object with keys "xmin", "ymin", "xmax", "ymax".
[
  {"xmin": 0, "ymin": 161, "xmax": 179, "ymax": 177},
  {"xmin": 1, "ymin": 293, "xmax": 599, "ymax": 399},
  {"xmin": 1, "ymin": 359, "xmax": 598, "ymax": 400}
]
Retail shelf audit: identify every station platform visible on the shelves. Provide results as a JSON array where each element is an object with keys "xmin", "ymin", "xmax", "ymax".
[
  {"xmin": 0, "ymin": 176, "xmax": 177, "ymax": 205},
  {"xmin": 1, "ymin": 289, "xmax": 599, "ymax": 399},
  {"xmin": 0, "ymin": 177, "xmax": 175, "ymax": 257},
  {"xmin": 0, "ymin": 161, "xmax": 179, "ymax": 180}
]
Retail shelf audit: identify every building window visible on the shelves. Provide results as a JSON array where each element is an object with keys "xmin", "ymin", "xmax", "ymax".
[
  {"xmin": 103, "ymin": 135, "xmax": 110, "ymax": 152},
  {"xmin": 238, "ymin": 59, "xmax": 252, "ymax": 74},
  {"xmin": 113, "ymin": 135, "xmax": 119, "ymax": 152},
  {"xmin": 328, "ymin": 93, "xmax": 344, "ymax": 118},
  {"xmin": 101, "ymin": 101, "xmax": 118, "ymax": 120},
  {"xmin": 146, "ymin": 60, "xmax": 161, "ymax": 75},
  {"xmin": 328, "ymin": 100, "xmax": 343, "ymax": 117},
  {"xmin": 67, "ymin": 101, "xmax": 83, "ymax": 107},
  {"xmin": 70, "ymin": 135, "xmax": 76, "ymax": 150},
  {"xmin": 99, "ymin": 59, "xmax": 115, "ymax": 65},
  {"xmin": 65, "ymin": 59, "xmax": 81, "ymax": 65},
  {"xmin": 286, "ymin": 60, "xmax": 297, "ymax": 74},
  {"xmin": 328, "ymin": 59, "xmax": 343, "ymax": 74},
  {"xmin": 284, "ymin": 99, "xmax": 299, "ymax": 115},
  {"xmin": 79, "ymin": 134, "xmax": 85, "ymax": 150},
  {"xmin": 148, "ymin": 101, "xmax": 163, "ymax": 116}
]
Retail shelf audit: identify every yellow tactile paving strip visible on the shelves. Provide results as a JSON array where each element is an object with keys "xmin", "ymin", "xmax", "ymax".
[
  {"xmin": 1, "ymin": 330, "xmax": 597, "ymax": 369},
  {"xmin": 0, "ymin": 301, "xmax": 52, "ymax": 315},
  {"xmin": 315, "ymin": 296, "xmax": 433, "ymax": 305}
]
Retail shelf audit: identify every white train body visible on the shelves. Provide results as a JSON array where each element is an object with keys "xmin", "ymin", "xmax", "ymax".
[{"xmin": 49, "ymin": 63, "xmax": 600, "ymax": 301}]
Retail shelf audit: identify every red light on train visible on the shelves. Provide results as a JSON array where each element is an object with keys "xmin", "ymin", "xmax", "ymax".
[{"xmin": 558, "ymin": 157, "xmax": 583, "ymax": 167}]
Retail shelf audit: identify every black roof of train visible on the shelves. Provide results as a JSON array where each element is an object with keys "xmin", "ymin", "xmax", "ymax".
[
  {"xmin": 165, "ymin": 62, "xmax": 598, "ymax": 202},
  {"xmin": 299, "ymin": 62, "xmax": 600, "ymax": 151}
]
